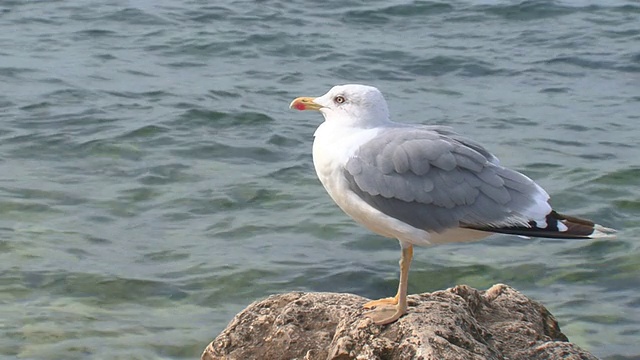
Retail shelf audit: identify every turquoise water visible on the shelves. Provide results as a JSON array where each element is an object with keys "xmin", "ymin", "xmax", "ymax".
[{"xmin": 0, "ymin": 0, "xmax": 639, "ymax": 358}]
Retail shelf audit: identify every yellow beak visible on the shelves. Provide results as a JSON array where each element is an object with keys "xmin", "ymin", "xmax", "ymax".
[{"xmin": 289, "ymin": 97, "xmax": 322, "ymax": 111}]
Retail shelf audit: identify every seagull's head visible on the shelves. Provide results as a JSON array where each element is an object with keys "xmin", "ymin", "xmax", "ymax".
[{"xmin": 290, "ymin": 84, "xmax": 391, "ymax": 128}]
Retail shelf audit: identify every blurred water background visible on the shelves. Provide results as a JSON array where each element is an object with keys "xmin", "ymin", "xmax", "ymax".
[{"xmin": 0, "ymin": 0, "xmax": 639, "ymax": 359}]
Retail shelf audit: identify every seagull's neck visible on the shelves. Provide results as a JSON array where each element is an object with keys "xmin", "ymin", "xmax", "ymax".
[
  {"xmin": 313, "ymin": 119, "xmax": 387, "ymax": 142},
  {"xmin": 318, "ymin": 108, "xmax": 392, "ymax": 128}
]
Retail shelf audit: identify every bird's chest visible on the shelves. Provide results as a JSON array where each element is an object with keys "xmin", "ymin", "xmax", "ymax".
[
  {"xmin": 311, "ymin": 125, "xmax": 380, "ymax": 211},
  {"xmin": 312, "ymin": 126, "xmax": 375, "ymax": 188},
  {"xmin": 312, "ymin": 136, "xmax": 349, "ymax": 197}
]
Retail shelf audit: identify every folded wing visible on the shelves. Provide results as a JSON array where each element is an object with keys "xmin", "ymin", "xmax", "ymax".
[{"xmin": 344, "ymin": 127, "xmax": 555, "ymax": 235}]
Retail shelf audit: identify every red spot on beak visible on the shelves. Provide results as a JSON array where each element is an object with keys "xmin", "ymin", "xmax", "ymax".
[{"xmin": 294, "ymin": 102, "xmax": 306, "ymax": 110}]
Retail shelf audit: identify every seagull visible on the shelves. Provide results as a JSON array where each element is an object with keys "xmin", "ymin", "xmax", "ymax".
[{"xmin": 289, "ymin": 84, "xmax": 616, "ymax": 325}]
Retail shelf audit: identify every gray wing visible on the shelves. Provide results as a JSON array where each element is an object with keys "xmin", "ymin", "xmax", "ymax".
[
  {"xmin": 344, "ymin": 127, "xmax": 546, "ymax": 233},
  {"xmin": 421, "ymin": 125, "xmax": 500, "ymax": 164}
]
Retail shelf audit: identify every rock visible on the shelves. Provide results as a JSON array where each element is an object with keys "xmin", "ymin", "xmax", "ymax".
[{"xmin": 202, "ymin": 284, "xmax": 597, "ymax": 360}]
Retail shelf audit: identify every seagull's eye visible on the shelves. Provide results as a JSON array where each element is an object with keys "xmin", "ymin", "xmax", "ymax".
[{"xmin": 334, "ymin": 95, "xmax": 346, "ymax": 104}]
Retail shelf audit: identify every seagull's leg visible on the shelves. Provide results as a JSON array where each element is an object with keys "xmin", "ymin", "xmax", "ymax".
[
  {"xmin": 363, "ymin": 244, "xmax": 413, "ymax": 325},
  {"xmin": 362, "ymin": 294, "xmax": 398, "ymax": 309}
]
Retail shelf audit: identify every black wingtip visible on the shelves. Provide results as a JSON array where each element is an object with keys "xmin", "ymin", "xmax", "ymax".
[{"xmin": 465, "ymin": 210, "xmax": 616, "ymax": 240}]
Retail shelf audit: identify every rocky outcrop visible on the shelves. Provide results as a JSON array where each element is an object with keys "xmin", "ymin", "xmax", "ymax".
[{"xmin": 202, "ymin": 284, "xmax": 596, "ymax": 360}]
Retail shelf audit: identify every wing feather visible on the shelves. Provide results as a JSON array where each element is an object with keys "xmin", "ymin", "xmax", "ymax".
[
  {"xmin": 392, "ymin": 146, "xmax": 410, "ymax": 173},
  {"xmin": 405, "ymin": 140, "xmax": 431, "ymax": 175},
  {"xmin": 343, "ymin": 127, "xmax": 548, "ymax": 233}
]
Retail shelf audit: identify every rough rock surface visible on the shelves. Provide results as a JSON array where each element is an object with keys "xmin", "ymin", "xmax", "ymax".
[{"xmin": 202, "ymin": 284, "xmax": 597, "ymax": 360}]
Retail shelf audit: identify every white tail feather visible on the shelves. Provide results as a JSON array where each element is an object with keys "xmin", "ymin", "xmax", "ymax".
[{"xmin": 590, "ymin": 224, "xmax": 617, "ymax": 239}]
